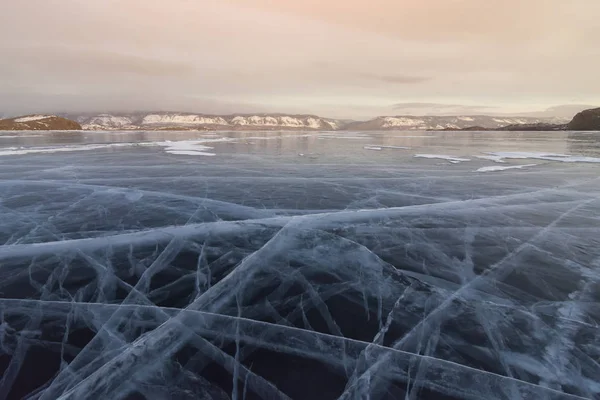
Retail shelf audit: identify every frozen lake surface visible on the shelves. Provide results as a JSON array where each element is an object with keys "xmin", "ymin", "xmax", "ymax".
[{"xmin": 1, "ymin": 130, "xmax": 599, "ymax": 399}]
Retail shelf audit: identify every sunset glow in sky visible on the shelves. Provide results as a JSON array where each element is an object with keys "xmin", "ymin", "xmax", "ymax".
[{"xmin": 1, "ymin": 0, "xmax": 599, "ymax": 118}]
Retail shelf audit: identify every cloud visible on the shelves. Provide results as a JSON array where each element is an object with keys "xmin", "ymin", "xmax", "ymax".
[
  {"xmin": 543, "ymin": 105, "xmax": 598, "ymax": 116},
  {"xmin": 392, "ymin": 103, "xmax": 495, "ymax": 110},
  {"xmin": 0, "ymin": 0, "xmax": 599, "ymax": 118},
  {"xmin": 361, "ymin": 74, "xmax": 430, "ymax": 84},
  {"xmin": 389, "ymin": 103, "xmax": 599, "ymax": 118},
  {"xmin": 0, "ymin": 91, "xmax": 267, "ymax": 117},
  {"xmin": 512, "ymin": 104, "xmax": 599, "ymax": 119},
  {"xmin": 1, "ymin": 47, "xmax": 196, "ymax": 79},
  {"xmin": 223, "ymin": 0, "xmax": 595, "ymax": 43},
  {"xmin": 389, "ymin": 103, "xmax": 498, "ymax": 116}
]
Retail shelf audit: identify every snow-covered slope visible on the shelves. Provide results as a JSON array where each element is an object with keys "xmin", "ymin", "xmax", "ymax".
[
  {"xmin": 346, "ymin": 115, "xmax": 570, "ymax": 131},
  {"xmin": 143, "ymin": 114, "xmax": 229, "ymax": 126},
  {"xmin": 83, "ymin": 115, "xmax": 137, "ymax": 130},
  {"xmin": 13, "ymin": 115, "xmax": 53, "ymax": 123},
  {"xmin": 229, "ymin": 115, "xmax": 338, "ymax": 130},
  {"xmin": 74, "ymin": 113, "xmax": 341, "ymax": 131},
  {"xmin": 65, "ymin": 112, "xmax": 572, "ymax": 131}
]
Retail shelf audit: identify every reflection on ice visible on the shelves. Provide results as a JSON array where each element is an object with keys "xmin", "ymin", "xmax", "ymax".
[{"xmin": 0, "ymin": 130, "xmax": 599, "ymax": 399}]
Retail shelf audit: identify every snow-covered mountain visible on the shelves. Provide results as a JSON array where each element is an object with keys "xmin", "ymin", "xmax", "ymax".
[
  {"xmin": 72, "ymin": 113, "xmax": 341, "ymax": 131},
  {"xmin": 345, "ymin": 115, "xmax": 570, "ymax": 131},
  {"xmin": 58, "ymin": 112, "xmax": 573, "ymax": 131}
]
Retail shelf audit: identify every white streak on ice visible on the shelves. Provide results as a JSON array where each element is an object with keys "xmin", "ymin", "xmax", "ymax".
[
  {"xmin": 233, "ymin": 134, "xmax": 314, "ymax": 141},
  {"xmin": 392, "ymin": 135, "xmax": 432, "ymax": 138},
  {"xmin": 0, "ymin": 299, "xmax": 590, "ymax": 400},
  {"xmin": 318, "ymin": 134, "xmax": 372, "ymax": 140},
  {"xmin": 477, "ymin": 164, "xmax": 538, "ymax": 173},
  {"xmin": 165, "ymin": 150, "xmax": 216, "ymax": 156},
  {"xmin": 0, "ymin": 137, "xmax": 238, "ymax": 157},
  {"xmin": 2, "ymin": 184, "xmax": 597, "ymax": 260},
  {"xmin": 476, "ymin": 155, "xmax": 507, "ymax": 163},
  {"xmin": 339, "ymin": 196, "xmax": 599, "ymax": 399},
  {"xmin": 365, "ymin": 145, "xmax": 411, "ymax": 150},
  {"xmin": 0, "ymin": 134, "xmax": 44, "ymax": 138},
  {"xmin": 0, "ymin": 142, "xmax": 154, "ymax": 156},
  {"xmin": 147, "ymin": 137, "xmax": 237, "ymax": 156},
  {"xmin": 485, "ymin": 152, "xmax": 600, "ymax": 164},
  {"xmin": 379, "ymin": 145, "xmax": 410, "ymax": 149},
  {"xmin": 414, "ymin": 154, "xmax": 471, "ymax": 163}
]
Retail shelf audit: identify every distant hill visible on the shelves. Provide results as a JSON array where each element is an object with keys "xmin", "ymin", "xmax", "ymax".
[
  {"xmin": 3, "ymin": 108, "xmax": 598, "ymax": 132},
  {"xmin": 568, "ymin": 108, "xmax": 600, "ymax": 131},
  {"xmin": 344, "ymin": 115, "xmax": 568, "ymax": 131},
  {"xmin": 65, "ymin": 112, "xmax": 342, "ymax": 131},
  {"xmin": 436, "ymin": 107, "xmax": 600, "ymax": 132},
  {"xmin": 0, "ymin": 115, "xmax": 81, "ymax": 130},
  {"xmin": 59, "ymin": 112, "xmax": 571, "ymax": 131},
  {"xmin": 498, "ymin": 123, "xmax": 567, "ymax": 131}
]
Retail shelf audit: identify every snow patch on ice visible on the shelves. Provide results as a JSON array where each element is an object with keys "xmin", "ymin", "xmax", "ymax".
[
  {"xmin": 485, "ymin": 152, "xmax": 600, "ymax": 163},
  {"xmin": 166, "ymin": 150, "xmax": 215, "ymax": 156},
  {"xmin": 392, "ymin": 135, "xmax": 432, "ymax": 138},
  {"xmin": 365, "ymin": 145, "xmax": 410, "ymax": 151},
  {"xmin": 318, "ymin": 135, "xmax": 371, "ymax": 140},
  {"xmin": 0, "ymin": 134, "xmax": 44, "ymax": 138},
  {"xmin": 476, "ymin": 155, "xmax": 507, "ymax": 163},
  {"xmin": 414, "ymin": 154, "xmax": 471, "ymax": 163},
  {"xmin": 152, "ymin": 138, "xmax": 234, "ymax": 156},
  {"xmin": 0, "ymin": 142, "xmax": 152, "ymax": 156},
  {"xmin": 368, "ymin": 145, "xmax": 410, "ymax": 150},
  {"xmin": 154, "ymin": 140, "xmax": 215, "ymax": 156},
  {"xmin": 477, "ymin": 164, "xmax": 538, "ymax": 172},
  {"xmin": 0, "ymin": 137, "xmax": 234, "ymax": 157}
]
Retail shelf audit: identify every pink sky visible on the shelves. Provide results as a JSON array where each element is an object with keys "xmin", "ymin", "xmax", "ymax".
[{"xmin": 1, "ymin": 0, "xmax": 598, "ymax": 118}]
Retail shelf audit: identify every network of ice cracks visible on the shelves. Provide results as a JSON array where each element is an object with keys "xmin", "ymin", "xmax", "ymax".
[{"xmin": 1, "ymin": 153, "xmax": 600, "ymax": 400}]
